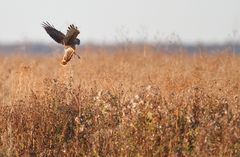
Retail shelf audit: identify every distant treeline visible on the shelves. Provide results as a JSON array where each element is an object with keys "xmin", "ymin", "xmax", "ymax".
[{"xmin": 0, "ymin": 42, "xmax": 239, "ymax": 53}]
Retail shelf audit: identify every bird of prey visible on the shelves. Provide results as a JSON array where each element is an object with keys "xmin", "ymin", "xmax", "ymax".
[{"xmin": 42, "ymin": 22, "xmax": 81, "ymax": 65}]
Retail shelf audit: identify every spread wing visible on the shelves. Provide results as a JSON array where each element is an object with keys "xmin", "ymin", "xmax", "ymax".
[
  {"xmin": 64, "ymin": 24, "xmax": 80, "ymax": 45},
  {"xmin": 42, "ymin": 22, "xmax": 65, "ymax": 44}
]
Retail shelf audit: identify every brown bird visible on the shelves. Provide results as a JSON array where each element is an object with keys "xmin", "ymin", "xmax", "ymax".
[{"xmin": 42, "ymin": 22, "xmax": 81, "ymax": 65}]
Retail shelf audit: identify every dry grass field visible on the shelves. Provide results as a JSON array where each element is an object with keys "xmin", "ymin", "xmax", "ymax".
[{"xmin": 0, "ymin": 46, "xmax": 240, "ymax": 156}]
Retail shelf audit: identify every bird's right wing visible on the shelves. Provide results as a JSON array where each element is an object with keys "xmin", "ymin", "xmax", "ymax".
[
  {"xmin": 42, "ymin": 22, "xmax": 65, "ymax": 44},
  {"xmin": 64, "ymin": 24, "xmax": 80, "ymax": 45}
]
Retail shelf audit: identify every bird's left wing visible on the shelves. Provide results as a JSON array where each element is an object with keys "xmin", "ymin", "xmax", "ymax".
[
  {"xmin": 63, "ymin": 24, "xmax": 80, "ymax": 45},
  {"xmin": 42, "ymin": 22, "xmax": 65, "ymax": 44}
]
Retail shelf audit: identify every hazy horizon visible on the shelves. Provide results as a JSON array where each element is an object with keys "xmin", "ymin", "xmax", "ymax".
[{"xmin": 0, "ymin": 0, "xmax": 239, "ymax": 44}]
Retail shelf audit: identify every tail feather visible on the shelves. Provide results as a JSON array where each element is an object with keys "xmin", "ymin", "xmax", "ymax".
[{"xmin": 61, "ymin": 47, "xmax": 75, "ymax": 65}]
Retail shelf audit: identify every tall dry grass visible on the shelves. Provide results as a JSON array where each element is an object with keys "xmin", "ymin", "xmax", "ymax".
[{"xmin": 0, "ymin": 47, "xmax": 240, "ymax": 156}]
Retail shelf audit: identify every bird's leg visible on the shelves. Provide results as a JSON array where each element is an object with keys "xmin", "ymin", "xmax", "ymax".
[{"xmin": 74, "ymin": 53, "xmax": 81, "ymax": 59}]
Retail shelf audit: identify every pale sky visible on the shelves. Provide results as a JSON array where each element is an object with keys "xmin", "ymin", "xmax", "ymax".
[{"xmin": 0, "ymin": 0, "xmax": 239, "ymax": 44}]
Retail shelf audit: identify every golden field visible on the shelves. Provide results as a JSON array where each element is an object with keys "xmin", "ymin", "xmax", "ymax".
[{"xmin": 0, "ymin": 46, "xmax": 240, "ymax": 156}]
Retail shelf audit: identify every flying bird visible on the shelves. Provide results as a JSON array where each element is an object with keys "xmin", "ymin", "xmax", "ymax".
[{"xmin": 42, "ymin": 22, "xmax": 81, "ymax": 65}]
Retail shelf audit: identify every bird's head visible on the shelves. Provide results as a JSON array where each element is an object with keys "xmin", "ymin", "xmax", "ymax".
[{"xmin": 76, "ymin": 38, "xmax": 80, "ymax": 45}]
